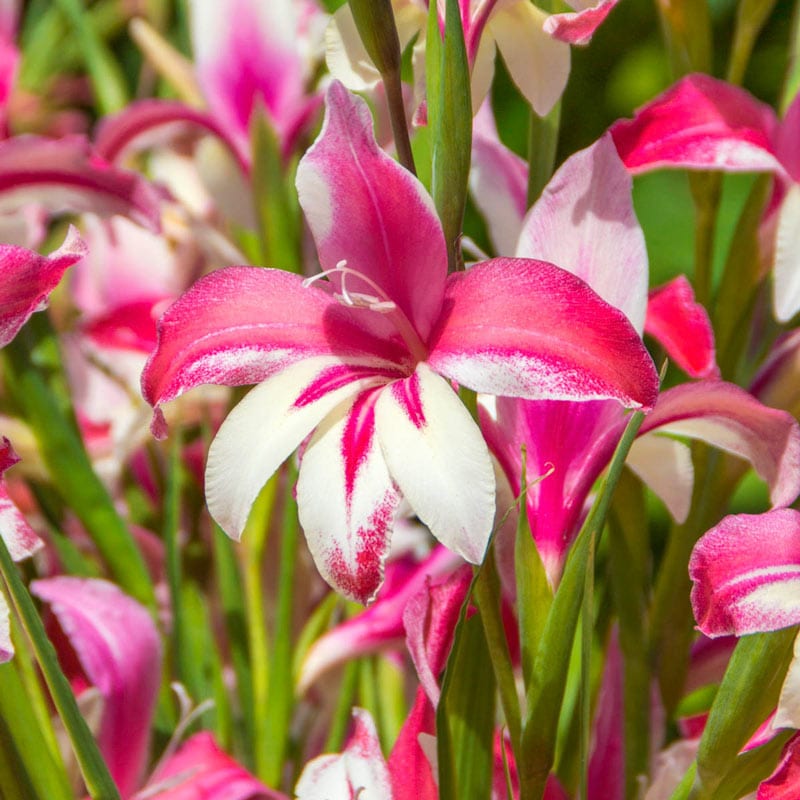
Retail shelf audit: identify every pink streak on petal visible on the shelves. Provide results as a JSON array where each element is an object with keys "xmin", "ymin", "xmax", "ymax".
[
  {"xmin": 0, "ymin": 437, "xmax": 42, "ymax": 561},
  {"xmin": 31, "ymin": 577, "xmax": 162, "ymax": 797},
  {"xmin": 516, "ymin": 133, "xmax": 648, "ymax": 333},
  {"xmin": 0, "ymin": 136, "xmax": 163, "ymax": 231},
  {"xmin": 296, "ymin": 81, "xmax": 447, "ymax": 344},
  {"xmin": 0, "ymin": 225, "xmax": 86, "ymax": 347},
  {"xmin": 759, "ymin": 732, "xmax": 800, "ymax": 800},
  {"xmin": 639, "ymin": 381, "xmax": 800, "ymax": 509},
  {"xmin": 428, "ymin": 258, "xmax": 659, "ymax": 410},
  {"xmin": 689, "ymin": 509, "xmax": 800, "ymax": 636},
  {"xmin": 611, "ymin": 74, "xmax": 783, "ymax": 177},
  {"xmin": 543, "ymin": 0, "xmax": 618, "ymax": 45},
  {"xmin": 297, "ymin": 547, "xmax": 459, "ymax": 692},
  {"xmin": 388, "ymin": 369, "xmax": 426, "ymax": 430},
  {"xmin": 645, "ymin": 275, "xmax": 719, "ymax": 379},
  {"xmin": 294, "ymin": 363, "xmax": 402, "ymax": 409},
  {"xmin": 95, "ymin": 99, "xmax": 249, "ymax": 173},
  {"xmin": 147, "ymin": 731, "xmax": 286, "ymax": 799}
]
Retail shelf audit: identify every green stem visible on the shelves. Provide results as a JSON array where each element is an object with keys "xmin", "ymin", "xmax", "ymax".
[
  {"xmin": 0, "ymin": 536, "xmax": 121, "ymax": 800},
  {"xmin": 688, "ymin": 173, "xmax": 722, "ymax": 309},
  {"xmin": 726, "ymin": 0, "xmax": 779, "ymax": 85},
  {"xmin": 526, "ymin": 102, "xmax": 561, "ymax": 208},
  {"xmin": 384, "ymin": 67, "xmax": 416, "ymax": 175},
  {"xmin": 579, "ymin": 534, "xmax": 595, "ymax": 800}
]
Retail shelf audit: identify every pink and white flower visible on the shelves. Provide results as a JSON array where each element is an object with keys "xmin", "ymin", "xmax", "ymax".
[{"xmin": 142, "ymin": 81, "xmax": 658, "ymax": 603}]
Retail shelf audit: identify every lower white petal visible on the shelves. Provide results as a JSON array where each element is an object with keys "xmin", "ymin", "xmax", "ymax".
[
  {"xmin": 375, "ymin": 363, "xmax": 495, "ymax": 564},
  {"xmin": 206, "ymin": 357, "xmax": 381, "ymax": 541},
  {"xmin": 773, "ymin": 185, "xmax": 800, "ymax": 323},
  {"xmin": 776, "ymin": 632, "xmax": 800, "ymax": 729}
]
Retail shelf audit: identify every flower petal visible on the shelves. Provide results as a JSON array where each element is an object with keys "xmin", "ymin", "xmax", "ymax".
[
  {"xmin": 645, "ymin": 276, "xmax": 719, "ymax": 378},
  {"xmin": 0, "ymin": 592, "xmax": 10, "ymax": 663},
  {"xmin": 489, "ymin": 1, "xmax": 570, "ymax": 117},
  {"xmin": 689, "ymin": 509, "xmax": 800, "ymax": 636},
  {"xmin": 147, "ymin": 731, "xmax": 285, "ymax": 799},
  {"xmin": 141, "ymin": 266, "xmax": 408, "ymax": 436},
  {"xmin": 610, "ymin": 74, "xmax": 783, "ymax": 176},
  {"xmin": 296, "ymin": 81, "xmax": 447, "ymax": 343},
  {"xmin": 638, "ymin": 381, "xmax": 800, "ymax": 509},
  {"xmin": 0, "ymin": 226, "xmax": 86, "ymax": 348},
  {"xmin": 95, "ymin": 99, "xmax": 247, "ymax": 173},
  {"xmin": 773, "ymin": 185, "xmax": 800, "ymax": 323},
  {"xmin": 625, "ymin": 434, "xmax": 693, "ymax": 523},
  {"xmin": 428, "ymin": 258, "xmax": 659, "ymax": 410},
  {"xmin": 295, "ymin": 708, "xmax": 392, "ymax": 800},
  {"xmin": 543, "ymin": 0, "xmax": 618, "ymax": 46},
  {"xmin": 375, "ymin": 363, "xmax": 496, "ymax": 564},
  {"xmin": 470, "ymin": 102, "xmax": 528, "ymax": 255},
  {"xmin": 516, "ymin": 133, "xmax": 648, "ymax": 332},
  {"xmin": 0, "ymin": 437, "xmax": 43, "ymax": 561},
  {"xmin": 206, "ymin": 357, "xmax": 389, "ymax": 541},
  {"xmin": 31, "ymin": 577, "xmax": 162, "ymax": 797},
  {"xmin": 758, "ymin": 732, "xmax": 800, "ymax": 800},
  {"xmin": 776, "ymin": 634, "xmax": 800, "ymax": 729},
  {"xmin": 0, "ymin": 136, "xmax": 163, "ymax": 231}
]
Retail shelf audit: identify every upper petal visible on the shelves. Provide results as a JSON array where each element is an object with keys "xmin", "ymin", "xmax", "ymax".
[
  {"xmin": 375, "ymin": 363, "xmax": 496, "ymax": 564},
  {"xmin": 141, "ymin": 266, "xmax": 409, "ymax": 436},
  {"xmin": 543, "ymin": 0, "xmax": 619, "ymax": 46},
  {"xmin": 427, "ymin": 258, "xmax": 659, "ymax": 409},
  {"xmin": 489, "ymin": 1, "xmax": 570, "ymax": 117},
  {"xmin": 0, "ymin": 226, "xmax": 87, "ymax": 348},
  {"xmin": 31, "ymin": 577, "xmax": 162, "ymax": 798},
  {"xmin": 206, "ymin": 357, "xmax": 392, "ymax": 541},
  {"xmin": 610, "ymin": 74, "xmax": 783, "ymax": 176},
  {"xmin": 0, "ymin": 136, "xmax": 163, "ymax": 231},
  {"xmin": 644, "ymin": 275, "xmax": 719, "ymax": 378},
  {"xmin": 516, "ymin": 133, "xmax": 648, "ymax": 333},
  {"xmin": 296, "ymin": 81, "xmax": 447, "ymax": 343},
  {"xmin": 638, "ymin": 381, "xmax": 800, "ymax": 509},
  {"xmin": 689, "ymin": 509, "xmax": 800, "ymax": 636}
]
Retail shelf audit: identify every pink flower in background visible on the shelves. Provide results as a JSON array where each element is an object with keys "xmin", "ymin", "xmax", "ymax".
[
  {"xmin": 610, "ymin": 74, "xmax": 800, "ymax": 323},
  {"xmin": 143, "ymin": 81, "xmax": 657, "ymax": 603}
]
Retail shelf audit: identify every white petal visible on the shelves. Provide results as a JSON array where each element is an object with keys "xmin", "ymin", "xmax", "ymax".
[
  {"xmin": 773, "ymin": 184, "xmax": 800, "ymax": 323},
  {"xmin": 324, "ymin": 6, "xmax": 381, "ymax": 91},
  {"xmin": 489, "ymin": 2, "xmax": 570, "ymax": 117},
  {"xmin": 206, "ymin": 357, "xmax": 382, "ymax": 540},
  {"xmin": 0, "ymin": 590, "xmax": 11, "ymax": 663},
  {"xmin": 297, "ymin": 390, "xmax": 400, "ymax": 603},
  {"xmin": 626, "ymin": 434, "xmax": 694, "ymax": 523},
  {"xmin": 375, "ymin": 363, "xmax": 495, "ymax": 564},
  {"xmin": 776, "ymin": 632, "xmax": 800, "ymax": 729}
]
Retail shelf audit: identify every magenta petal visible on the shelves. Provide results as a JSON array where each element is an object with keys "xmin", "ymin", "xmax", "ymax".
[
  {"xmin": 141, "ymin": 266, "xmax": 407, "ymax": 435},
  {"xmin": 0, "ymin": 136, "xmax": 163, "ymax": 230},
  {"xmin": 148, "ymin": 731, "xmax": 286, "ymax": 799},
  {"xmin": 428, "ymin": 258, "xmax": 659, "ymax": 410},
  {"xmin": 31, "ymin": 577, "xmax": 162, "ymax": 797},
  {"xmin": 639, "ymin": 381, "xmax": 800, "ymax": 508},
  {"xmin": 759, "ymin": 732, "xmax": 800, "ymax": 800},
  {"xmin": 645, "ymin": 275, "xmax": 719, "ymax": 379},
  {"xmin": 690, "ymin": 509, "xmax": 800, "ymax": 636},
  {"xmin": 0, "ymin": 225, "xmax": 86, "ymax": 348},
  {"xmin": 388, "ymin": 689, "xmax": 438, "ymax": 800},
  {"xmin": 611, "ymin": 74, "xmax": 783, "ymax": 176},
  {"xmin": 298, "ymin": 547, "xmax": 459, "ymax": 691},
  {"xmin": 0, "ymin": 437, "xmax": 42, "ymax": 562},
  {"xmin": 296, "ymin": 81, "xmax": 448, "ymax": 343},
  {"xmin": 543, "ymin": 0, "xmax": 619, "ymax": 46},
  {"xmin": 95, "ymin": 99, "xmax": 248, "ymax": 173}
]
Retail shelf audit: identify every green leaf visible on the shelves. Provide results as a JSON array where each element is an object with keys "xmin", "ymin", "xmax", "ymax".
[
  {"xmin": 437, "ymin": 613, "xmax": 496, "ymax": 800},
  {"xmin": 695, "ymin": 628, "xmax": 797, "ymax": 796},
  {"xmin": 428, "ymin": 0, "xmax": 472, "ymax": 271},
  {"xmin": 0, "ymin": 535, "xmax": 121, "ymax": 800}
]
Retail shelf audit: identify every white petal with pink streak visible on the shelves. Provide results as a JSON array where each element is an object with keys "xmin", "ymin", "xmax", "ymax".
[
  {"xmin": 206, "ymin": 358, "xmax": 387, "ymax": 541},
  {"xmin": 297, "ymin": 389, "xmax": 401, "ymax": 604},
  {"xmin": 375, "ymin": 363, "xmax": 495, "ymax": 564}
]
